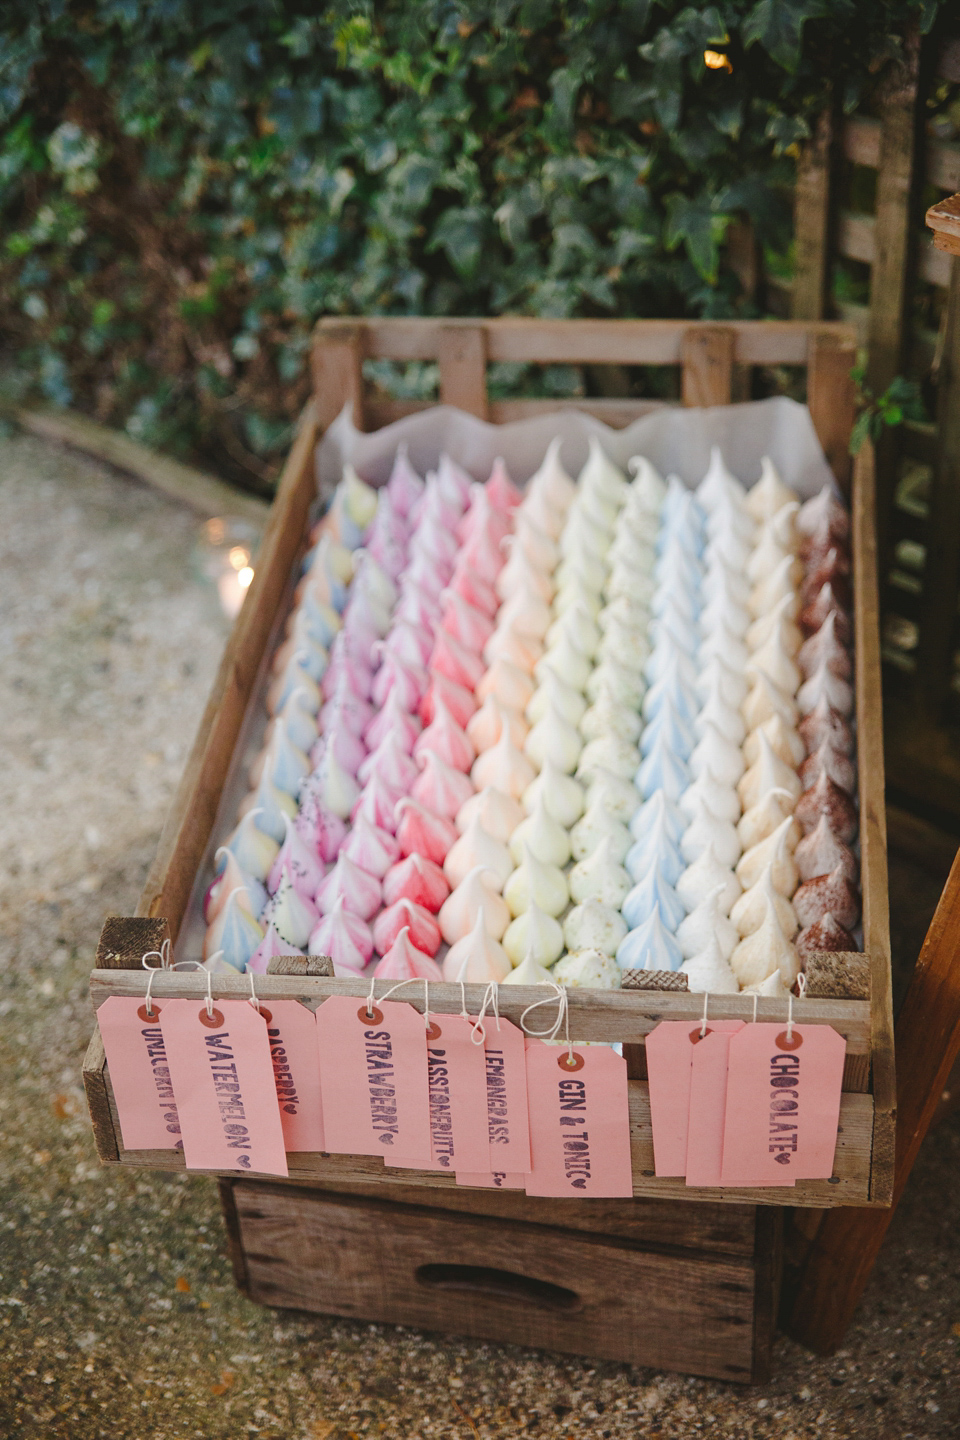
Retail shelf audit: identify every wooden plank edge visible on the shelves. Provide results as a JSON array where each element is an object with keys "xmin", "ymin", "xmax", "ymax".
[
  {"xmin": 82, "ymin": 1025, "xmax": 120, "ymax": 1164},
  {"xmin": 217, "ymin": 1180, "xmax": 252, "ymax": 1298}
]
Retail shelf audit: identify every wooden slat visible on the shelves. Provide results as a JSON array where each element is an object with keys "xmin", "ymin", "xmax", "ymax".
[
  {"xmin": 927, "ymin": 193, "xmax": 960, "ymax": 258},
  {"xmin": 82, "ymin": 1026, "xmax": 119, "ymax": 1164},
  {"xmin": 89, "ymin": 969, "xmax": 873, "ymax": 1052},
  {"xmin": 681, "ymin": 327, "xmax": 734, "ymax": 407},
  {"xmin": 793, "ymin": 107, "xmax": 834, "ymax": 321},
  {"xmin": 808, "ymin": 336, "xmax": 857, "ymax": 493},
  {"xmin": 233, "ymin": 1186, "xmax": 766, "ymax": 1382},
  {"xmin": 437, "ymin": 324, "xmax": 487, "ymax": 418},
  {"xmin": 311, "ymin": 322, "xmax": 365, "ymax": 431},
  {"xmin": 838, "ymin": 211, "xmax": 952, "ymax": 287},
  {"xmin": 844, "ymin": 115, "xmax": 960, "ymax": 193},
  {"xmin": 136, "ymin": 405, "xmax": 319, "ymax": 939},
  {"xmin": 316, "ymin": 316, "xmax": 857, "ymax": 367}
]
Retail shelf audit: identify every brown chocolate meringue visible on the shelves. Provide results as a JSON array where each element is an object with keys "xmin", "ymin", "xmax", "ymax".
[
  {"xmin": 798, "ymin": 694, "xmax": 854, "ymax": 757},
  {"xmin": 799, "ymin": 582, "xmax": 853, "ymax": 641},
  {"xmin": 794, "ymin": 770, "xmax": 858, "ymax": 844},
  {"xmin": 793, "ymin": 864, "xmax": 861, "ymax": 931},
  {"xmin": 797, "ymin": 656, "xmax": 854, "ymax": 718},
  {"xmin": 798, "ymin": 486, "xmax": 851, "ymax": 554},
  {"xmin": 798, "ymin": 737, "xmax": 857, "ymax": 795},
  {"xmin": 795, "ymin": 814, "xmax": 859, "ymax": 884},
  {"xmin": 796, "ymin": 911, "xmax": 858, "ymax": 959},
  {"xmin": 798, "ymin": 609, "xmax": 852, "ymax": 681}
]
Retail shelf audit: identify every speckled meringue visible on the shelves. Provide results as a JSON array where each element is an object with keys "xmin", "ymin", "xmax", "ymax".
[
  {"xmin": 676, "ymin": 843, "xmax": 742, "ymax": 916},
  {"xmin": 266, "ymin": 814, "xmax": 325, "ymax": 899},
  {"xmin": 799, "ymin": 581, "xmax": 852, "ymax": 640},
  {"xmin": 745, "ymin": 622, "xmax": 802, "ymax": 697},
  {"xmin": 553, "ymin": 947, "xmax": 622, "ymax": 989},
  {"xmin": 798, "ymin": 692, "xmax": 854, "ymax": 758},
  {"xmin": 466, "ymin": 694, "xmax": 529, "ymax": 753},
  {"xmin": 502, "ymin": 951, "xmax": 556, "ymax": 985},
  {"xmin": 737, "ymin": 730, "xmax": 802, "ymax": 812},
  {"xmin": 737, "ymin": 788, "xmax": 800, "ymax": 852},
  {"xmin": 735, "ymin": 815, "xmax": 799, "ymax": 895},
  {"xmin": 680, "ymin": 796, "xmax": 742, "ymax": 869},
  {"xmin": 221, "ymin": 808, "xmax": 280, "ymax": 883},
  {"xmin": 438, "ymin": 864, "xmax": 511, "ymax": 945},
  {"xmin": 730, "ymin": 901, "xmax": 800, "ymax": 990},
  {"xmin": 675, "ymin": 885, "xmax": 739, "ymax": 963},
  {"xmin": 731, "ymin": 864, "xmax": 799, "ymax": 940},
  {"xmin": 546, "ymin": 601, "xmax": 602, "ymax": 660},
  {"xmin": 586, "ymin": 769, "xmax": 646, "ymax": 825},
  {"xmin": 577, "ymin": 734, "xmax": 641, "ymax": 785},
  {"xmin": 616, "ymin": 910, "xmax": 683, "ymax": 972},
  {"xmin": 681, "ymin": 935, "xmax": 740, "ymax": 994},
  {"xmin": 455, "ymin": 785, "xmax": 524, "ymax": 845},
  {"xmin": 503, "ymin": 900, "xmax": 565, "ymax": 968},
  {"xmin": 677, "ymin": 765, "xmax": 740, "ymax": 825},
  {"xmin": 795, "ymin": 814, "xmax": 859, "ymax": 885},
  {"xmin": 622, "ymin": 860, "xmax": 686, "ymax": 933},
  {"xmin": 246, "ymin": 922, "xmax": 304, "ymax": 975},
  {"xmin": 798, "ymin": 483, "xmax": 851, "ymax": 546},
  {"xmin": 585, "ymin": 658, "xmax": 646, "ymax": 709},
  {"xmin": 534, "ymin": 634, "xmax": 593, "ymax": 693},
  {"xmin": 580, "ymin": 695, "xmax": 642, "ymax": 746},
  {"xmin": 798, "ymin": 737, "xmax": 857, "ymax": 795},
  {"xmin": 794, "ymin": 771, "xmax": 858, "ymax": 845},
  {"xmin": 471, "ymin": 726, "xmax": 536, "ymax": 799},
  {"xmin": 796, "ymin": 911, "xmax": 857, "ymax": 959},
  {"xmin": 374, "ymin": 925, "xmax": 443, "ymax": 981},
  {"xmin": 476, "ymin": 656, "xmax": 536, "ymax": 714},
  {"xmin": 741, "ymin": 671, "xmax": 800, "ymax": 732},
  {"xmin": 689, "ymin": 722, "xmax": 745, "ymax": 788},
  {"xmin": 510, "ymin": 794, "xmax": 572, "ymax": 867},
  {"xmin": 261, "ymin": 872, "xmax": 318, "ymax": 952},
  {"xmin": 443, "ymin": 814, "xmax": 513, "ymax": 891},
  {"xmin": 504, "ymin": 842, "xmax": 570, "ymax": 917},
  {"xmin": 743, "ymin": 714, "xmax": 805, "ymax": 770},
  {"xmin": 553, "ymin": 572, "xmax": 603, "ymax": 619},
  {"xmin": 570, "ymin": 799, "xmax": 632, "ymax": 865},
  {"xmin": 564, "ymin": 899, "xmax": 628, "ymax": 957},
  {"xmin": 524, "ymin": 702, "xmax": 584, "ymax": 774},
  {"xmin": 442, "ymin": 910, "xmax": 512, "ymax": 983},
  {"xmin": 793, "ymin": 864, "xmax": 861, "ymax": 932},
  {"xmin": 522, "ymin": 759, "xmax": 585, "ymax": 828},
  {"xmin": 295, "ymin": 790, "xmax": 348, "ymax": 864},
  {"xmin": 239, "ymin": 773, "xmax": 298, "ymax": 844},
  {"xmin": 797, "ymin": 656, "xmax": 854, "ymax": 718},
  {"xmin": 797, "ymin": 608, "xmax": 851, "ymax": 680},
  {"xmin": 308, "ymin": 895, "xmax": 373, "ymax": 973},
  {"xmin": 567, "ymin": 835, "xmax": 631, "ymax": 910},
  {"xmin": 204, "ymin": 887, "xmax": 265, "ymax": 969}
]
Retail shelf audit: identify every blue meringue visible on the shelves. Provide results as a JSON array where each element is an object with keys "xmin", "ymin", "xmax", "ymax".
[
  {"xmin": 616, "ymin": 910, "xmax": 684, "ymax": 971},
  {"xmin": 625, "ymin": 824, "xmax": 685, "ymax": 886},
  {"xmin": 654, "ymin": 536, "xmax": 703, "ymax": 592},
  {"xmin": 642, "ymin": 659, "xmax": 699, "ymax": 724},
  {"xmin": 635, "ymin": 730, "xmax": 690, "ymax": 802},
  {"xmin": 643, "ymin": 640, "xmax": 699, "ymax": 692},
  {"xmin": 277, "ymin": 685, "xmax": 320, "ymax": 756},
  {"xmin": 299, "ymin": 589, "xmax": 343, "ymax": 649},
  {"xmin": 628, "ymin": 789, "xmax": 687, "ymax": 847},
  {"xmin": 622, "ymin": 861, "xmax": 687, "ymax": 932},
  {"xmin": 241, "ymin": 773, "xmax": 297, "ymax": 844},
  {"xmin": 640, "ymin": 699, "xmax": 696, "ymax": 761}
]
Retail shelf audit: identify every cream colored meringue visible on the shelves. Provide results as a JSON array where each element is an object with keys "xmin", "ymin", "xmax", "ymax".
[
  {"xmin": 745, "ymin": 456, "xmax": 797, "ymax": 521},
  {"xmin": 735, "ymin": 815, "xmax": 799, "ymax": 894},
  {"xmin": 741, "ymin": 968, "xmax": 791, "ymax": 999},
  {"xmin": 745, "ymin": 593, "xmax": 802, "ymax": 656},
  {"xmin": 745, "ymin": 621, "xmax": 802, "ymax": 697},
  {"xmin": 495, "ymin": 583, "xmax": 554, "ymax": 642},
  {"xmin": 563, "ymin": 899, "xmax": 628, "ymax": 957},
  {"xmin": 496, "ymin": 544, "xmax": 555, "ymax": 605},
  {"xmin": 518, "ymin": 486, "xmax": 564, "ymax": 541},
  {"xmin": 737, "ymin": 787, "xmax": 800, "ymax": 851},
  {"xmin": 681, "ymin": 936, "xmax": 740, "ymax": 994},
  {"xmin": 577, "ymin": 734, "xmax": 641, "ymax": 784},
  {"xmin": 522, "ymin": 759, "xmax": 585, "ymax": 827},
  {"xmin": 585, "ymin": 659, "xmax": 646, "ymax": 709},
  {"xmin": 730, "ymin": 899, "xmax": 800, "ymax": 989},
  {"xmin": 552, "ymin": 573, "xmax": 603, "ymax": 619},
  {"xmin": 502, "ymin": 951, "xmax": 555, "ymax": 985},
  {"xmin": 503, "ymin": 843, "xmax": 570, "ymax": 918},
  {"xmin": 743, "ymin": 713, "xmax": 805, "ymax": 769},
  {"xmin": 605, "ymin": 561, "xmax": 657, "ymax": 606},
  {"xmin": 510, "ymin": 793, "xmax": 572, "ymax": 867},
  {"xmin": 443, "ymin": 814, "xmax": 514, "ymax": 891},
  {"xmin": 584, "ymin": 768, "xmax": 643, "ymax": 824},
  {"xmin": 676, "ymin": 843, "xmax": 742, "ymax": 915},
  {"xmin": 438, "ymin": 864, "xmax": 511, "ymax": 944},
  {"xmin": 568, "ymin": 834, "xmax": 631, "ymax": 908},
  {"xmin": 553, "ymin": 947, "xmax": 622, "ymax": 989},
  {"xmin": 466, "ymin": 694, "xmax": 529, "ymax": 753},
  {"xmin": 533, "ymin": 635, "xmax": 593, "ymax": 693},
  {"xmin": 748, "ymin": 553, "xmax": 802, "ymax": 620},
  {"xmin": 471, "ymin": 726, "xmax": 537, "ymax": 799},
  {"xmin": 481, "ymin": 622, "xmax": 544, "ymax": 676},
  {"xmin": 525, "ymin": 669, "xmax": 588, "ymax": 728},
  {"xmin": 455, "ymin": 785, "xmax": 525, "ymax": 843},
  {"xmin": 529, "ymin": 436, "xmax": 577, "ymax": 513},
  {"xmin": 741, "ymin": 671, "xmax": 800, "ymax": 731},
  {"xmin": 737, "ymin": 730, "xmax": 802, "ymax": 811},
  {"xmin": 598, "ymin": 593, "xmax": 650, "ymax": 633},
  {"xmin": 570, "ymin": 798, "xmax": 632, "ymax": 863},
  {"xmin": 503, "ymin": 900, "xmax": 565, "ymax": 967},
  {"xmin": 730, "ymin": 864, "xmax": 799, "ymax": 940},
  {"xmin": 504, "ymin": 513, "xmax": 559, "ymax": 574},
  {"xmin": 545, "ymin": 602, "xmax": 601, "ymax": 659},
  {"xmin": 675, "ymin": 884, "xmax": 740, "ymax": 962},
  {"xmin": 442, "ymin": 909, "xmax": 512, "ymax": 983},
  {"xmin": 524, "ymin": 701, "xmax": 584, "ymax": 774},
  {"xmin": 580, "ymin": 435, "xmax": 629, "ymax": 506}
]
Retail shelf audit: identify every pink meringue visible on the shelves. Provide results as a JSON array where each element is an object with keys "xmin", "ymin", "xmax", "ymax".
[
  {"xmin": 267, "ymin": 814, "xmax": 326, "ymax": 899},
  {"xmin": 386, "ymin": 444, "xmax": 425, "ymax": 517},
  {"xmin": 394, "ymin": 797, "xmax": 458, "ymax": 865},
  {"xmin": 486, "ymin": 456, "xmax": 522, "ymax": 512},
  {"xmin": 440, "ymin": 590, "xmax": 495, "ymax": 653},
  {"xmin": 419, "ymin": 672, "xmax": 478, "ymax": 729},
  {"xmin": 471, "ymin": 726, "xmax": 537, "ymax": 799},
  {"xmin": 393, "ymin": 582, "xmax": 442, "ymax": 634},
  {"xmin": 412, "ymin": 748, "xmax": 475, "ymax": 820},
  {"xmin": 413, "ymin": 696, "xmax": 476, "ymax": 773},
  {"xmin": 373, "ymin": 925, "xmax": 443, "ymax": 981},
  {"xmin": 795, "ymin": 912, "xmax": 857, "ymax": 958},
  {"xmin": 459, "ymin": 521, "xmax": 508, "ymax": 589},
  {"xmin": 442, "ymin": 909, "xmax": 512, "ymax": 983},
  {"xmin": 308, "ymin": 895, "xmax": 373, "ymax": 974},
  {"xmin": 481, "ymin": 623, "xmax": 543, "ymax": 675},
  {"xmin": 446, "ymin": 557, "xmax": 499, "ymax": 617},
  {"xmin": 294, "ymin": 793, "xmax": 347, "ymax": 863},
  {"xmin": 466, "ymin": 694, "xmax": 529, "ymax": 753},
  {"xmin": 372, "ymin": 898, "xmax": 442, "ymax": 957},
  {"xmin": 382, "ymin": 852, "xmax": 450, "ymax": 912},
  {"xmin": 505, "ymin": 513, "xmax": 559, "ymax": 574},
  {"xmin": 351, "ymin": 772, "xmax": 405, "ymax": 834},
  {"xmin": 357, "ymin": 729, "xmax": 419, "ymax": 792},
  {"xmin": 315, "ymin": 852, "xmax": 381, "ymax": 921},
  {"xmin": 370, "ymin": 651, "xmax": 428, "ymax": 712},
  {"xmin": 380, "ymin": 618, "xmax": 433, "ymax": 669},
  {"xmin": 429, "ymin": 628, "xmax": 486, "ymax": 692},
  {"xmin": 247, "ymin": 922, "xmax": 301, "ymax": 975},
  {"xmin": 455, "ymin": 785, "xmax": 525, "ymax": 844},
  {"xmin": 457, "ymin": 486, "xmax": 512, "ymax": 547},
  {"xmin": 340, "ymin": 814, "xmax": 401, "ymax": 879},
  {"xmin": 438, "ymin": 864, "xmax": 511, "ymax": 944}
]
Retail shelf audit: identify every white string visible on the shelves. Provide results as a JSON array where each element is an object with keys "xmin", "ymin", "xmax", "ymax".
[
  {"xmin": 470, "ymin": 982, "xmax": 502, "ymax": 1047},
  {"xmin": 423, "ymin": 979, "xmax": 430, "ymax": 1032},
  {"xmin": 204, "ymin": 966, "xmax": 214, "ymax": 1019},
  {"xmin": 700, "ymin": 989, "xmax": 710, "ymax": 1039},
  {"xmin": 141, "ymin": 938, "xmax": 172, "ymax": 972},
  {"xmin": 459, "ymin": 979, "xmax": 469, "ymax": 1020},
  {"xmin": 143, "ymin": 966, "xmax": 159, "ymax": 1018},
  {"xmin": 752, "ymin": 993, "xmax": 759, "ymax": 1025},
  {"xmin": 519, "ymin": 982, "xmax": 568, "ymax": 1043},
  {"xmin": 248, "ymin": 970, "xmax": 260, "ymax": 1012},
  {"xmin": 787, "ymin": 972, "xmax": 807, "ymax": 1041},
  {"xmin": 365, "ymin": 974, "xmax": 377, "ymax": 1019}
]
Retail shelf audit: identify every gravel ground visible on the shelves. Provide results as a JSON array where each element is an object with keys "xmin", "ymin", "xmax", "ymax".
[{"xmin": 1, "ymin": 430, "xmax": 959, "ymax": 1440}]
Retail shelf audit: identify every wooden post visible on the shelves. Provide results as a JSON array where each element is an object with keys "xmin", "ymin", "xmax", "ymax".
[
  {"xmin": 792, "ymin": 107, "xmax": 834, "ymax": 322},
  {"xmin": 311, "ymin": 321, "xmax": 365, "ymax": 432},
  {"xmin": 785, "ymin": 836, "xmax": 960, "ymax": 1354},
  {"xmin": 681, "ymin": 327, "xmax": 734, "ymax": 407},
  {"xmin": 438, "ymin": 324, "xmax": 488, "ymax": 418},
  {"xmin": 807, "ymin": 335, "xmax": 857, "ymax": 493}
]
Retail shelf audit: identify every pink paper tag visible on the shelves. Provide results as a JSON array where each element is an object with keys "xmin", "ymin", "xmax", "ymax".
[
  {"xmin": 645, "ymin": 1021, "xmax": 700, "ymax": 1177},
  {"xmin": 684, "ymin": 1020, "xmax": 745, "ymax": 1188},
  {"xmin": 159, "ymin": 999, "xmax": 288, "ymax": 1176},
  {"xmin": 315, "ymin": 995, "xmax": 431, "ymax": 1161},
  {"xmin": 480, "ymin": 1018, "xmax": 532, "ymax": 1173},
  {"xmin": 523, "ymin": 1041, "xmax": 633, "ymax": 1198},
  {"xmin": 97, "ymin": 996, "xmax": 182, "ymax": 1151},
  {"xmin": 262, "ymin": 1000, "xmax": 324, "ymax": 1152},
  {"xmin": 388, "ymin": 1014, "xmax": 490, "ymax": 1172},
  {"xmin": 456, "ymin": 1171, "xmax": 526, "ymax": 1189},
  {"xmin": 720, "ymin": 1024, "xmax": 847, "ymax": 1186}
]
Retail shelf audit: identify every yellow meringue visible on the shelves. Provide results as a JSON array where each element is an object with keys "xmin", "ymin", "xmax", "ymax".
[
  {"xmin": 503, "ymin": 900, "xmax": 565, "ymax": 967},
  {"xmin": 522, "ymin": 758, "xmax": 585, "ymax": 827},
  {"xmin": 524, "ymin": 701, "xmax": 584, "ymax": 774},
  {"xmin": 509, "ymin": 793, "xmax": 572, "ymax": 867},
  {"xmin": 567, "ymin": 834, "xmax": 631, "ymax": 908},
  {"xmin": 503, "ymin": 843, "xmax": 569, "ymax": 918},
  {"xmin": 502, "ymin": 951, "xmax": 555, "ymax": 985},
  {"xmin": 553, "ymin": 947, "xmax": 622, "ymax": 989},
  {"xmin": 533, "ymin": 635, "xmax": 593, "ymax": 693},
  {"xmin": 545, "ymin": 602, "xmax": 602, "ymax": 659},
  {"xmin": 736, "ymin": 788, "xmax": 800, "ymax": 851}
]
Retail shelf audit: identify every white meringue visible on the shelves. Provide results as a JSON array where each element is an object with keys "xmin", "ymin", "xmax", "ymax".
[
  {"xmin": 525, "ymin": 670, "xmax": 588, "ymax": 728},
  {"xmin": 730, "ymin": 863, "xmax": 799, "ymax": 939},
  {"xmin": 730, "ymin": 899, "xmax": 800, "ymax": 989},
  {"xmin": 745, "ymin": 456, "xmax": 797, "ymax": 521},
  {"xmin": 676, "ymin": 885, "xmax": 740, "ymax": 962},
  {"xmin": 676, "ymin": 843, "xmax": 741, "ymax": 915},
  {"xmin": 681, "ymin": 935, "xmax": 740, "ymax": 994}
]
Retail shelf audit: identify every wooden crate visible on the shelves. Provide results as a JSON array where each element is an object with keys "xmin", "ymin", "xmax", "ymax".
[{"xmin": 83, "ymin": 317, "xmax": 892, "ymax": 1377}]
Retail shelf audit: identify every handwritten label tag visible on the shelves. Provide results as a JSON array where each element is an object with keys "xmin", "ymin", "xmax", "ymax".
[
  {"xmin": 394, "ymin": 1014, "xmax": 490, "ymax": 1172},
  {"xmin": 720, "ymin": 1024, "xmax": 847, "ymax": 1187},
  {"xmin": 315, "ymin": 995, "xmax": 430, "ymax": 1160},
  {"xmin": 97, "ymin": 996, "xmax": 182, "ymax": 1150},
  {"xmin": 159, "ymin": 999, "xmax": 287, "ymax": 1176},
  {"xmin": 262, "ymin": 1001, "xmax": 324, "ymax": 1152},
  {"xmin": 645, "ymin": 1021, "xmax": 699, "ymax": 1176},
  {"xmin": 523, "ymin": 1041, "xmax": 633, "ymax": 1198},
  {"xmin": 684, "ymin": 1020, "xmax": 745, "ymax": 1188},
  {"xmin": 456, "ymin": 1171, "xmax": 526, "ymax": 1189},
  {"xmin": 480, "ymin": 1018, "xmax": 531, "ymax": 1173}
]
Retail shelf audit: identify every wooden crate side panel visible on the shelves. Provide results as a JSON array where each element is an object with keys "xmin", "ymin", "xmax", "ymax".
[
  {"xmin": 232, "ymin": 1185, "xmax": 762, "ymax": 1382},
  {"xmin": 82, "ymin": 1026, "xmax": 119, "ymax": 1165}
]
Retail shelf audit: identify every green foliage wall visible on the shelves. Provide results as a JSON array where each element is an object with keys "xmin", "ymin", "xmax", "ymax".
[{"xmin": 0, "ymin": 1, "xmax": 941, "ymax": 484}]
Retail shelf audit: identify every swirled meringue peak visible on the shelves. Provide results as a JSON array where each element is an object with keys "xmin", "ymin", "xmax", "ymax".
[
  {"xmin": 578, "ymin": 734, "xmax": 641, "ymax": 785},
  {"xmin": 546, "ymin": 601, "xmax": 602, "ymax": 661},
  {"xmin": 737, "ymin": 731, "xmax": 802, "ymax": 812},
  {"xmin": 207, "ymin": 847, "xmax": 267, "ymax": 923},
  {"xmin": 518, "ymin": 485, "xmax": 564, "ymax": 541},
  {"xmin": 741, "ymin": 671, "xmax": 799, "ymax": 734},
  {"xmin": 737, "ymin": 787, "xmax": 800, "ymax": 852},
  {"xmin": 349, "ymin": 771, "xmax": 403, "ymax": 835},
  {"xmin": 383, "ymin": 618, "xmax": 433, "ymax": 671},
  {"xmin": 735, "ymin": 815, "xmax": 799, "ymax": 895},
  {"xmin": 616, "ymin": 910, "xmax": 683, "ymax": 971},
  {"xmin": 553, "ymin": 572, "xmax": 604, "ymax": 619},
  {"xmin": 570, "ymin": 798, "xmax": 631, "ymax": 865},
  {"xmin": 677, "ymin": 765, "xmax": 740, "ymax": 826},
  {"xmin": 385, "ymin": 443, "xmax": 425, "ymax": 518},
  {"xmin": 486, "ymin": 455, "xmax": 522, "ymax": 512},
  {"xmin": 267, "ymin": 653, "xmax": 322, "ymax": 718},
  {"xmin": 496, "ymin": 546, "xmax": 554, "ymax": 607},
  {"xmin": 749, "ymin": 553, "xmax": 802, "ymax": 622},
  {"xmin": 568, "ymin": 834, "xmax": 631, "ymax": 909},
  {"xmin": 443, "ymin": 814, "xmax": 513, "ymax": 891},
  {"xmin": 529, "ymin": 436, "xmax": 577, "ymax": 512},
  {"xmin": 458, "ymin": 484, "xmax": 511, "ymax": 548},
  {"xmin": 476, "ymin": 656, "xmax": 536, "ymax": 715},
  {"xmin": 481, "ymin": 622, "xmax": 543, "ymax": 676},
  {"xmin": 522, "ymin": 758, "xmax": 585, "ymax": 828},
  {"xmin": 690, "ymin": 721, "xmax": 746, "ymax": 788},
  {"xmin": 622, "ymin": 858, "xmax": 686, "ymax": 932},
  {"xmin": 745, "ymin": 592, "xmax": 802, "ymax": 658},
  {"xmin": 239, "ymin": 773, "xmax": 297, "ymax": 845},
  {"xmin": 681, "ymin": 934, "xmax": 740, "ymax": 994},
  {"xmin": 340, "ymin": 814, "xmax": 400, "ymax": 880},
  {"xmin": 247, "ymin": 921, "xmax": 303, "ymax": 976},
  {"xmin": 676, "ymin": 843, "xmax": 741, "ymax": 915},
  {"xmin": 502, "ymin": 951, "xmax": 555, "ymax": 985},
  {"xmin": 676, "ymin": 885, "xmax": 739, "ymax": 962},
  {"xmin": 629, "ymin": 787, "xmax": 686, "ymax": 845},
  {"xmin": 374, "ymin": 925, "xmax": 443, "ymax": 981},
  {"xmin": 586, "ymin": 658, "xmax": 646, "ymax": 710},
  {"xmin": 446, "ymin": 555, "xmax": 499, "ymax": 617},
  {"xmin": 794, "ymin": 770, "xmax": 858, "ymax": 844},
  {"xmin": 526, "ymin": 670, "xmax": 587, "ymax": 729},
  {"xmin": 315, "ymin": 852, "xmax": 381, "ymax": 921},
  {"xmin": 274, "ymin": 684, "xmax": 320, "ymax": 758},
  {"xmin": 795, "ymin": 813, "xmax": 859, "ymax": 884},
  {"xmin": 267, "ymin": 813, "xmax": 325, "ymax": 899},
  {"xmin": 357, "ymin": 730, "xmax": 416, "ymax": 794},
  {"xmin": 642, "ymin": 660, "xmax": 698, "ymax": 724},
  {"xmin": 394, "ymin": 797, "xmax": 457, "ymax": 866},
  {"xmin": 382, "ymin": 852, "xmax": 450, "ymax": 912},
  {"xmin": 798, "ymin": 738, "xmax": 856, "ymax": 795},
  {"xmin": 295, "ymin": 791, "xmax": 347, "ymax": 864},
  {"xmin": 525, "ymin": 703, "xmax": 584, "ymax": 774},
  {"xmin": 437, "ymin": 452, "xmax": 474, "ymax": 511},
  {"xmin": 743, "ymin": 713, "xmax": 804, "ymax": 771},
  {"xmin": 443, "ymin": 909, "xmax": 512, "ymax": 984},
  {"xmin": 564, "ymin": 898, "xmax": 628, "ymax": 957},
  {"xmin": 627, "ymin": 454, "xmax": 667, "ymax": 512},
  {"xmin": 731, "ymin": 864, "xmax": 799, "ymax": 940},
  {"xmin": 797, "ymin": 655, "xmax": 854, "ymax": 718},
  {"xmin": 413, "ymin": 696, "xmax": 476, "ymax": 773},
  {"xmin": 503, "ymin": 842, "xmax": 569, "ymax": 917},
  {"xmin": 222, "ymin": 807, "xmax": 280, "ymax": 883},
  {"xmin": 554, "ymin": 947, "xmax": 622, "ymax": 989},
  {"xmin": 510, "ymin": 793, "xmax": 572, "ymax": 867},
  {"xmin": 560, "ymin": 508, "xmax": 612, "ymax": 563},
  {"xmin": 696, "ymin": 445, "xmax": 745, "ymax": 511},
  {"xmin": 581, "ymin": 694, "xmax": 642, "ymax": 746},
  {"xmin": 585, "ymin": 767, "xmax": 644, "ymax": 823},
  {"xmin": 796, "ymin": 911, "xmax": 857, "ymax": 959},
  {"xmin": 793, "ymin": 864, "xmax": 861, "ymax": 932},
  {"xmin": 580, "ymin": 434, "xmax": 629, "ymax": 502},
  {"xmin": 373, "ymin": 897, "xmax": 441, "ymax": 958},
  {"xmin": 471, "ymin": 725, "xmax": 536, "ymax": 799},
  {"xmin": 641, "ymin": 699, "xmax": 696, "ymax": 762},
  {"xmin": 533, "ymin": 635, "xmax": 594, "ymax": 695},
  {"xmin": 205, "ymin": 887, "xmax": 265, "ymax": 970},
  {"xmin": 456, "ymin": 785, "xmax": 525, "ymax": 844},
  {"xmin": 420, "ymin": 672, "xmax": 477, "ymax": 731},
  {"xmin": 503, "ymin": 900, "xmax": 565, "ymax": 968},
  {"xmin": 745, "ymin": 455, "xmax": 796, "ymax": 521},
  {"xmin": 261, "ymin": 871, "xmax": 318, "ymax": 951},
  {"xmin": 308, "ymin": 895, "xmax": 373, "ymax": 974},
  {"xmin": 680, "ymin": 795, "xmax": 742, "ymax": 869},
  {"xmin": 730, "ymin": 900, "xmax": 799, "ymax": 990},
  {"xmin": 412, "ymin": 749, "xmax": 475, "ymax": 822},
  {"xmin": 635, "ymin": 729, "xmax": 690, "ymax": 802},
  {"xmin": 438, "ymin": 864, "xmax": 511, "ymax": 945},
  {"xmin": 370, "ymin": 651, "xmax": 427, "ymax": 713},
  {"xmin": 440, "ymin": 590, "xmax": 495, "ymax": 656}
]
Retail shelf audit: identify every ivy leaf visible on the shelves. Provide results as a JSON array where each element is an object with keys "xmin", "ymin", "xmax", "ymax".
[
  {"xmin": 664, "ymin": 193, "xmax": 729, "ymax": 282},
  {"xmin": 742, "ymin": 0, "xmax": 827, "ymax": 73},
  {"xmin": 428, "ymin": 205, "xmax": 486, "ymax": 279},
  {"xmin": 765, "ymin": 112, "xmax": 810, "ymax": 154},
  {"xmin": 848, "ymin": 409, "xmax": 872, "ymax": 457}
]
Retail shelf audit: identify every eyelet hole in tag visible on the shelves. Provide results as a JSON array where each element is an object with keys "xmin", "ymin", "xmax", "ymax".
[
  {"xmin": 558, "ymin": 1051, "xmax": 584, "ymax": 1071},
  {"xmin": 690, "ymin": 1026, "xmax": 711, "ymax": 1044},
  {"xmin": 200, "ymin": 1007, "xmax": 224, "ymax": 1029},
  {"xmin": 426, "ymin": 1021, "xmax": 442, "ymax": 1040},
  {"xmin": 138, "ymin": 1003, "xmax": 160, "ymax": 1022},
  {"xmin": 258, "ymin": 1007, "xmax": 273, "ymax": 1024},
  {"xmin": 776, "ymin": 1031, "xmax": 803, "ymax": 1050},
  {"xmin": 359, "ymin": 1004, "xmax": 383, "ymax": 1025}
]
